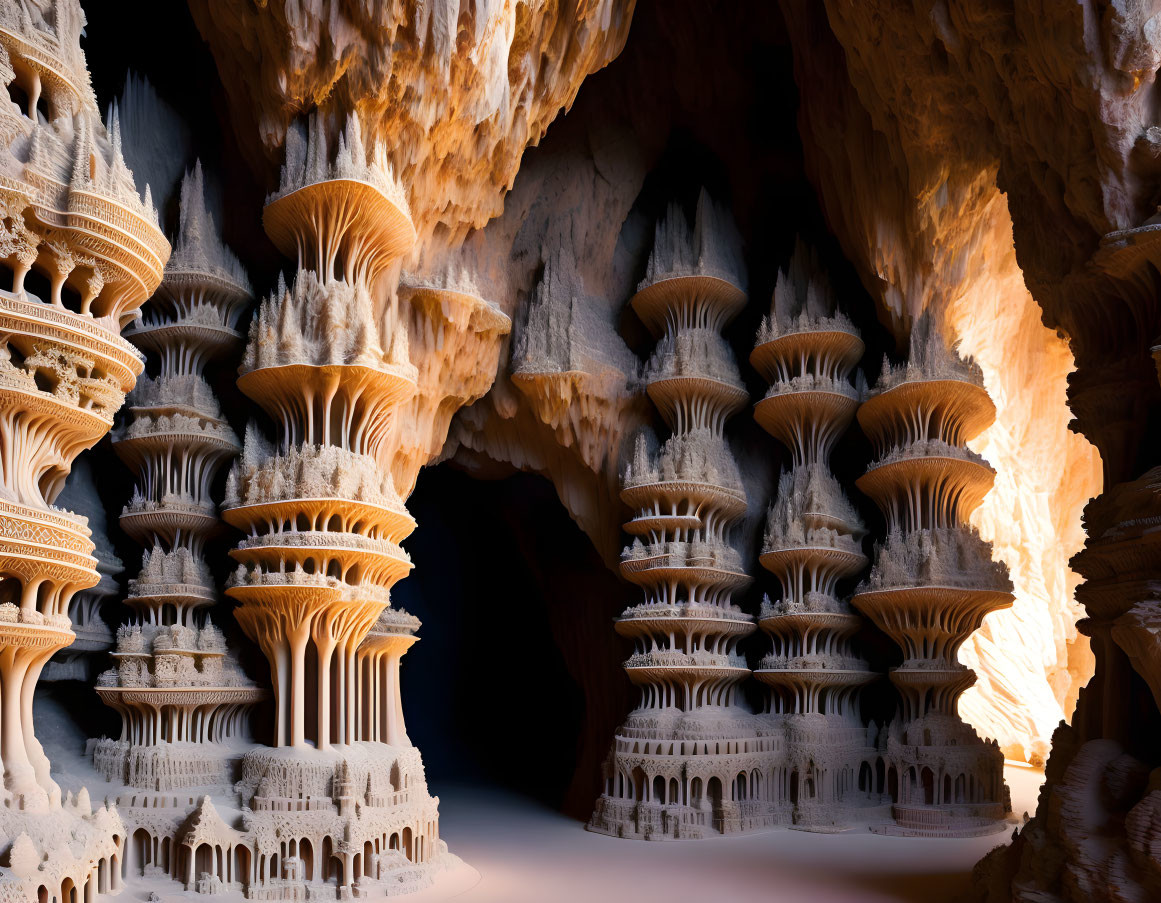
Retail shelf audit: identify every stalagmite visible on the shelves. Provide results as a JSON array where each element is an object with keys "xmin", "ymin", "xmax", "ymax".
[
  {"xmin": 0, "ymin": 2, "xmax": 169, "ymax": 898},
  {"xmin": 750, "ymin": 241, "xmax": 880, "ymax": 829},
  {"xmin": 853, "ymin": 313, "xmax": 1012, "ymax": 837},
  {"xmin": 222, "ymin": 112, "xmax": 446, "ymax": 897},
  {"xmin": 92, "ymin": 162, "xmax": 264, "ymax": 792},
  {"xmin": 589, "ymin": 192, "xmax": 769, "ymax": 840}
]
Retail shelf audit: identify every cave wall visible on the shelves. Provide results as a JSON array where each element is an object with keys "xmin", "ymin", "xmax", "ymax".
[{"xmin": 767, "ymin": 2, "xmax": 1161, "ymax": 899}]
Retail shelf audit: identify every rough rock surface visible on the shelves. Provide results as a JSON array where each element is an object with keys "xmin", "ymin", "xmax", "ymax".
[
  {"xmin": 187, "ymin": 0, "xmax": 637, "ymax": 254},
  {"xmin": 178, "ymin": 0, "xmax": 1104, "ymax": 770},
  {"xmin": 777, "ymin": 0, "xmax": 1104, "ymax": 765}
]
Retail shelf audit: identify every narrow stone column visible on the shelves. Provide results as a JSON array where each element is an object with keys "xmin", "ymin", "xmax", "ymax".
[
  {"xmin": 93, "ymin": 163, "xmax": 264, "ymax": 792},
  {"xmin": 749, "ymin": 241, "xmax": 877, "ymax": 828},
  {"xmin": 0, "ymin": 6, "xmax": 169, "ymax": 895},
  {"xmin": 853, "ymin": 311, "xmax": 1012, "ymax": 834},
  {"xmin": 589, "ymin": 191, "xmax": 762, "ymax": 841}
]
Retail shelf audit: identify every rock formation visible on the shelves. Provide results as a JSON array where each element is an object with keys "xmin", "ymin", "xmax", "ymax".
[
  {"xmin": 853, "ymin": 312, "xmax": 1011, "ymax": 836},
  {"xmin": 93, "ymin": 162, "xmax": 264, "ymax": 792},
  {"xmin": 185, "ymin": 0, "xmax": 637, "ymax": 252},
  {"xmin": 12, "ymin": 0, "xmax": 1161, "ymax": 899},
  {"xmin": 221, "ymin": 111, "xmax": 446, "ymax": 896},
  {"xmin": 588, "ymin": 192, "xmax": 769, "ymax": 840},
  {"xmin": 0, "ymin": 2, "xmax": 169, "ymax": 898},
  {"xmin": 750, "ymin": 241, "xmax": 879, "ymax": 829}
]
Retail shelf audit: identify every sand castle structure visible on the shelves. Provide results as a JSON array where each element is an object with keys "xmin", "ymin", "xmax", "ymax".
[
  {"xmin": 588, "ymin": 192, "xmax": 773, "ymax": 841},
  {"xmin": 750, "ymin": 243, "xmax": 881, "ymax": 829},
  {"xmin": 0, "ymin": 1, "xmax": 170, "ymax": 899},
  {"xmin": 92, "ymin": 162, "xmax": 264, "ymax": 792},
  {"xmin": 852, "ymin": 312, "xmax": 1012, "ymax": 836},
  {"xmin": 215, "ymin": 111, "xmax": 444, "ymax": 897}
]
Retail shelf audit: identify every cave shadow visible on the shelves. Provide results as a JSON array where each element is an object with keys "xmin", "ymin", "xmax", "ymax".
[{"xmin": 394, "ymin": 465, "xmax": 633, "ymax": 820}]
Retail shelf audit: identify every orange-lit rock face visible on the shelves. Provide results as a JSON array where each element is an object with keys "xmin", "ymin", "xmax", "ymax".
[
  {"xmin": 949, "ymin": 210, "xmax": 1100, "ymax": 764},
  {"xmin": 187, "ymin": 0, "xmax": 637, "ymax": 254},
  {"xmin": 777, "ymin": 0, "xmax": 1104, "ymax": 764}
]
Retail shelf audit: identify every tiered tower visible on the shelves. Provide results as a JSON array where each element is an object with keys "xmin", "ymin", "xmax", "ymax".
[
  {"xmin": 219, "ymin": 112, "xmax": 442, "ymax": 897},
  {"xmin": 0, "ymin": 2, "xmax": 169, "ymax": 898},
  {"xmin": 853, "ymin": 312, "xmax": 1012, "ymax": 836},
  {"xmin": 749, "ymin": 244, "xmax": 879, "ymax": 828},
  {"xmin": 590, "ymin": 191, "xmax": 770, "ymax": 841},
  {"xmin": 93, "ymin": 163, "xmax": 264, "ymax": 790}
]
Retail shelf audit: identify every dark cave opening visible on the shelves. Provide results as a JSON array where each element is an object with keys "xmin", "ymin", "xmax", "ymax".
[{"xmin": 395, "ymin": 465, "xmax": 629, "ymax": 819}]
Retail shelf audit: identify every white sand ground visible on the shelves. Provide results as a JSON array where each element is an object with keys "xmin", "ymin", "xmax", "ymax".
[
  {"xmin": 427, "ymin": 764, "xmax": 1042, "ymax": 903},
  {"xmin": 40, "ymin": 691, "xmax": 1043, "ymax": 903}
]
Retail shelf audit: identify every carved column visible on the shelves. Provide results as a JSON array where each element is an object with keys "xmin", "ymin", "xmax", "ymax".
[
  {"xmin": 93, "ymin": 163, "xmax": 263, "ymax": 794},
  {"xmin": 853, "ymin": 313, "xmax": 1011, "ymax": 835},
  {"xmin": 750, "ymin": 241, "xmax": 877, "ymax": 828},
  {"xmin": 0, "ymin": 5, "xmax": 168, "ymax": 897}
]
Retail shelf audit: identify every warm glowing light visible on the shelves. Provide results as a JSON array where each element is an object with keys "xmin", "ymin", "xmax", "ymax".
[{"xmin": 944, "ymin": 194, "xmax": 1101, "ymax": 764}]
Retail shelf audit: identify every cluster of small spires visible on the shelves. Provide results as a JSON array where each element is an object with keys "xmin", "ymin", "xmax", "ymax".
[
  {"xmin": 0, "ymin": 3, "xmax": 91, "ymax": 103},
  {"xmin": 867, "ymin": 436, "xmax": 992, "ymax": 471},
  {"xmin": 639, "ymin": 189, "xmax": 747, "ymax": 292},
  {"xmin": 513, "ymin": 247, "xmax": 639, "ymax": 378},
  {"xmin": 273, "ymin": 112, "xmax": 410, "ymax": 218},
  {"xmin": 13, "ymin": 94, "xmax": 162, "ymax": 227},
  {"xmin": 643, "ymin": 329, "xmax": 744, "ymax": 386},
  {"xmin": 129, "ymin": 546, "xmax": 214, "ymax": 594},
  {"xmin": 870, "ymin": 310, "xmax": 984, "ymax": 394},
  {"xmin": 242, "ymin": 271, "xmax": 413, "ymax": 373},
  {"xmin": 128, "ymin": 373, "xmax": 225, "ymax": 415},
  {"xmin": 760, "ymin": 591, "xmax": 854, "ymax": 618},
  {"xmin": 622, "ymin": 536, "xmax": 745, "ymax": 572},
  {"xmin": 226, "ymin": 438, "xmax": 408, "ymax": 511},
  {"xmin": 97, "ymin": 622, "xmax": 252, "ymax": 690},
  {"xmin": 165, "ymin": 161, "xmax": 250, "ymax": 291},
  {"xmin": 117, "ymin": 410, "xmax": 235, "ymax": 445},
  {"xmin": 861, "ymin": 526, "xmax": 1013, "ymax": 593},
  {"xmin": 625, "ymin": 650, "xmax": 749, "ymax": 669},
  {"xmin": 622, "ymin": 429, "xmax": 744, "ymax": 492},
  {"xmin": 227, "ymin": 564, "xmax": 399, "ymax": 604},
  {"xmin": 755, "ymin": 242, "xmax": 857, "ymax": 344},
  {"xmin": 762, "ymin": 467, "xmax": 864, "ymax": 554}
]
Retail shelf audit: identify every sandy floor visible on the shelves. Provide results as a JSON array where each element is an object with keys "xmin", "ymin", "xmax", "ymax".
[
  {"xmin": 425, "ymin": 764, "xmax": 1043, "ymax": 903},
  {"xmin": 40, "ymin": 688, "xmax": 1043, "ymax": 903}
]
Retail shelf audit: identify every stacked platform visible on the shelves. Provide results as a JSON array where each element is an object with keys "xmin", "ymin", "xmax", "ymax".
[
  {"xmin": 750, "ymin": 244, "xmax": 881, "ymax": 829},
  {"xmin": 853, "ymin": 312, "xmax": 1011, "ymax": 836},
  {"xmin": 590, "ymin": 191, "xmax": 772, "ymax": 841},
  {"xmin": 95, "ymin": 162, "xmax": 263, "ymax": 790}
]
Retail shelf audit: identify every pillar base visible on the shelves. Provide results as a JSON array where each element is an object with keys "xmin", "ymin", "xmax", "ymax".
[{"xmin": 0, "ymin": 794, "xmax": 124, "ymax": 902}]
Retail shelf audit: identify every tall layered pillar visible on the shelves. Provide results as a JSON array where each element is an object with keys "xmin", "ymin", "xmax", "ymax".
[
  {"xmin": 93, "ymin": 163, "xmax": 263, "ymax": 792},
  {"xmin": 0, "ymin": 2, "xmax": 169, "ymax": 897},
  {"xmin": 222, "ymin": 113, "xmax": 441, "ymax": 897},
  {"xmin": 750, "ymin": 242, "xmax": 879, "ymax": 828},
  {"xmin": 590, "ymin": 191, "xmax": 769, "ymax": 841},
  {"xmin": 853, "ymin": 312, "xmax": 1012, "ymax": 836}
]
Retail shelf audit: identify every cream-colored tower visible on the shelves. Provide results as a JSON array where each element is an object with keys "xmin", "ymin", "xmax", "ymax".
[
  {"xmin": 590, "ymin": 191, "xmax": 773, "ymax": 840},
  {"xmin": 218, "ymin": 112, "xmax": 443, "ymax": 897},
  {"xmin": 0, "ymin": 2, "xmax": 169, "ymax": 899},
  {"xmin": 93, "ymin": 162, "xmax": 264, "ymax": 790},
  {"xmin": 853, "ymin": 312, "xmax": 1012, "ymax": 836},
  {"xmin": 750, "ymin": 243, "xmax": 878, "ymax": 828}
]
